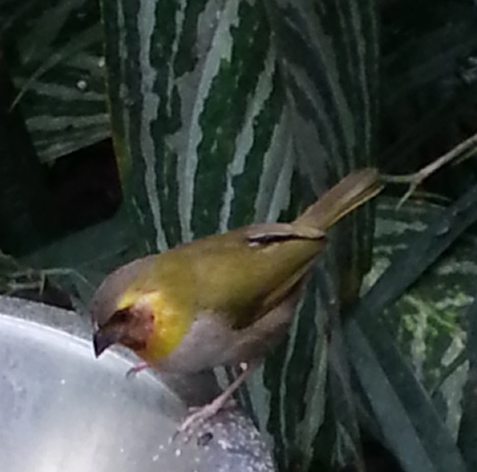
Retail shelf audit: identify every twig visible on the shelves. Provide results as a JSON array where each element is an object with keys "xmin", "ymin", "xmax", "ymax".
[
  {"xmin": 382, "ymin": 132, "xmax": 477, "ymax": 208},
  {"xmin": 42, "ymin": 267, "xmax": 96, "ymax": 289}
]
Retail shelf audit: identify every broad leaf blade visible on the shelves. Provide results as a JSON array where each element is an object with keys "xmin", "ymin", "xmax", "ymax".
[
  {"xmin": 101, "ymin": 1, "xmax": 378, "ymax": 470},
  {"xmin": 0, "ymin": 0, "xmax": 108, "ymax": 162},
  {"xmin": 346, "ymin": 319, "xmax": 467, "ymax": 472},
  {"xmin": 458, "ymin": 293, "xmax": 477, "ymax": 470},
  {"xmin": 266, "ymin": 2, "xmax": 378, "ymax": 469},
  {"xmin": 267, "ymin": 0, "xmax": 379, "ymax": 300},
  {"xmin": 346, "ymin": 187, "xmax": 477, "ymax": 472},
  {"xmin": 367, "ymin": 198, "xmax": 477, "ymax": 432}
]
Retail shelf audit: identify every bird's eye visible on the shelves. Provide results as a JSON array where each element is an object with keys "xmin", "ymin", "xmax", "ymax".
[{"xmin": 113, "ymin": 309, "xmax": 130, "ymax": 323}]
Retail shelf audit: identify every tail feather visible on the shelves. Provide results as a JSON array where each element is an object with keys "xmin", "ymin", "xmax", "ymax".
[{"xmin": 294, "ymin": 168, "xmax": 382, "ymax": 231}]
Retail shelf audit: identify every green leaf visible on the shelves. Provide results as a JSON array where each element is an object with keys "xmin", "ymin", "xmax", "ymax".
[
  {"xmin": 101, "ymin": 0, "xmax": 378, "ymax": 470},
  {"xmin": 346, "ymin": 187, "xmax": 477, "ymax": 472},
  {"xmin": 266, "ymin": 0, "xmax": 379, "ymax": 302},
  {"xmin": 346, "ymin": 319, "xmax": 468, "ymax": 472},
  {"xmin": 355, "ymin": 185, "xmax": 477, "ymax": 317},
  {"xmin": 367, "ymin": 198, "xmax": 477, "ymax": 429},
  {"xmin": 263, "ymin": 2, "xmax": 379, "ymax": 468},
  {"xmin": 457, "ymin": 294, "xmax": 477, "ymax": 470},
  {"xmin": 0, "ymin": 0, "xmax": 108, "ymax": 163}
]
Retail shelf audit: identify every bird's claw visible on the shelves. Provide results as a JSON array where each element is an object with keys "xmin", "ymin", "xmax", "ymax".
[
  {"xmin": 187, "ymin": 398, "xmax": 236, "ymax": 414},
  {"xmin": 125, "ymin": 362, "xmax": 149, "ymax": 378},
  {"xmin": 174, "ymin": 398, "xmax": 237, "ymax": 442}
]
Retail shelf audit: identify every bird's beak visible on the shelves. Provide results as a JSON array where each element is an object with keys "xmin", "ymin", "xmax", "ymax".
[{"xmin": 93, "ymin": 330, "xmax": 117, "ymax": 357}]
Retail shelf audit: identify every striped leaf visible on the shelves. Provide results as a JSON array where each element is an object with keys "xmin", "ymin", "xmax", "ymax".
[
  {"xmin": 350, "ymin": 192, "xmax": 477, "ymax": 472},
  {"xmin": 367, "ymin": 198, "xmax": 477, "ymax": 413},
  {"xmin": 0, "ymin": 0, "xmax": 108, "ymax": 163},
  {"xmin": 101, "ymin": 1, "xmax": 377, "ymax": 470},
  {"xmin": 458, "ymin": 294, "xmax": 477, "ymax": 470},
  {"xmin": 361, "ymin": 196, "xmax": 477, "ymax": 470}
]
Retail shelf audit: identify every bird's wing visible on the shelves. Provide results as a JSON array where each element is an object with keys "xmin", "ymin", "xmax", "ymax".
[{"xmin": 168, "ymin": 224, "xmax": 326, "ymax": 330}]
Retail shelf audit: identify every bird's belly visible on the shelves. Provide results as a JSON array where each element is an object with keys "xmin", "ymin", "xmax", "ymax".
[{"xmin": 152, "ymin": 288, "xmax": 301, "ymax": 373}]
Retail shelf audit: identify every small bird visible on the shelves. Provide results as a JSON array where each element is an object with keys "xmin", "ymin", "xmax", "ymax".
[{"xmin": 91, "ymin": 168, "xmax": 382, "ymax": 433}]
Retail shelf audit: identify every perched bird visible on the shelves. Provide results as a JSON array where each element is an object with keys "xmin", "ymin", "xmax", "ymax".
[{"xmin": 91, "ymin": 168, "xmax": 382, "ymax": 433}]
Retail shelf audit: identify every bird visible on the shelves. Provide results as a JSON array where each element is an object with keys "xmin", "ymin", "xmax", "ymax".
[{"xmin": 90, "ymin": 168, "xmax": 382, "ymax": 433}]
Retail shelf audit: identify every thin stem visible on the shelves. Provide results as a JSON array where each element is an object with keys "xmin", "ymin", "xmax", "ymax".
[{"xmin": 382, "ymin": 131, "xmax": 477, "ymax": 207}]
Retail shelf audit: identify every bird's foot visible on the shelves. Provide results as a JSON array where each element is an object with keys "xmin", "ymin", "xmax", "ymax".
[
  {"xmin": 176, "ymin": 397, "xmax": 237, "ymax": 441},
  {"xmin": 174, "ymin": 360, "xmax": 258, "ymax": 441},
  {"xmin": 126, "ymin": 362, "xmax": 149, "ymax": 378}
]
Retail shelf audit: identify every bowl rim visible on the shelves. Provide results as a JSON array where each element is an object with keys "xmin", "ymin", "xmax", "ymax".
[
  {"xmin": 0, "ymin": 295, "xmax": 219, "ymax": 407},
  {"xmin": 0, "ymin": 294, "xmax": 161, "ymax": 379}
]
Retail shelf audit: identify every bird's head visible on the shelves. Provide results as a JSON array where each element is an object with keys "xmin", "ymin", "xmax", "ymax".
[
  {"xmin": 91, "ymin": 291, "xmax": 157, "ymax": 359},
  {"xmin": 90, "ymin": 256, "xmax": 192, "ymax": 362},
  {"xmin": 92, "ymin": 303, "xmax": 155, "ymax": 358},
  {"xmin": 90, "ymin": 258, "xmax": 157, "ymax": 358}
]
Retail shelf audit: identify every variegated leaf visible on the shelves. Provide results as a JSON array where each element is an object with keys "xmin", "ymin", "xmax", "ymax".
[
  {"xmin": 0, "ymin": 0, "xmax": 108, "ymax": 163},
  {"xmin": 101, "ymin": 1, "xmax": 377, "ymax": 470},
  {"xmin": 458, "ymin": 293, "xmax": 477, "ymax": 470},
  {"xmin": 351, "ymin": 192, "xmax": 477, "ymax": 472},
  {"xmin": 366, "ymin": 197, "xmax": 477, "ymax": 419},
  {"xmin": 359, "ymin": 196, "xmax": 477, "ymax": 471}
]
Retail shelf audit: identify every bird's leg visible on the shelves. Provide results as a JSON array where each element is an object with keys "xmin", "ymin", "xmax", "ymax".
[
  {"xmin": 126, "ymin": 362, "xmax": 149, "ymax": 378},
  {"xmin": 178, "ymin": 359, "xmax": 259, "ymax": 436}
]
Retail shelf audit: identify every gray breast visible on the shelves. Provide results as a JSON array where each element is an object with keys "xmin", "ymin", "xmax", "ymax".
[{"xmin": 153, "ymin": 287, "xmax": 302, "ymax": 373}]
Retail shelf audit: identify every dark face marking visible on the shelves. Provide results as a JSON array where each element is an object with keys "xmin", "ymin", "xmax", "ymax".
[{"xmin": 93, "ymin": 306, "xmax": 154, "ymax": 356}]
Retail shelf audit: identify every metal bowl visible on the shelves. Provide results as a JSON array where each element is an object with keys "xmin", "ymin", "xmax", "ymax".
[{"xmin": 0, "ymin": 296, "xmax": 274, "ymax": 472}]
